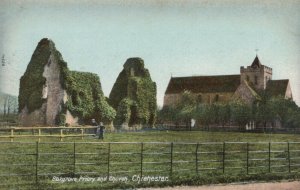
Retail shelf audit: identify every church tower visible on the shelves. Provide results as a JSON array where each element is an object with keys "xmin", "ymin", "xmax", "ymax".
[{"xmin": 240, "ymin": 56, "xmax": 272, "ymax": 90}]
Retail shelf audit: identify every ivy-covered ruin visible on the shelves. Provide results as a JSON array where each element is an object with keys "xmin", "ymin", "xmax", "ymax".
[
  {"xmin": 19, "ymin": 38, "xmax": 115, "ymax": 126},
  {"xmin": 109, "ymin": 58, "xmax": 157, "ymax": 128}
]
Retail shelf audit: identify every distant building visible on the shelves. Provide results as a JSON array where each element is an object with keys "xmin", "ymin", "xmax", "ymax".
[{"xmin": 164, "ymin": 56, "xmax": 293, "ymax": 107}]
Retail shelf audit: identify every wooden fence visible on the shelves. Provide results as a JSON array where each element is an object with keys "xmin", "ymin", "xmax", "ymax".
[
  {"xmin": 0, "ymin": 141, "xmax": 299, "ymax": 187},
  {"xmin": 0, "ymin": 126, "xmax": 98, "ymax": 142},
  {"xmin": 159, "ymin": 125, "xmax": 300, "ymax": 134}
]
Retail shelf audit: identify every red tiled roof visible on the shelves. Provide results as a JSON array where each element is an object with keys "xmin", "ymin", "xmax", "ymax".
[
  {"xmin": 165, "ymin": 75, "xmax": 241, "ymax": 94},
  {"xmin": 266, "ymin": 80, "xmax": 289, "ymax": 97}
]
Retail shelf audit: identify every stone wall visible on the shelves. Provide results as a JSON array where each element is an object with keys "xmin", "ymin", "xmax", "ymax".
[
  {"xmin": 240, "ymin": 65, "xmax": 272, "ymax": 90},
  {"xmin": 232, "ymin": 81, "xmax": 258, "ymax": 105},
  {"xmin": 285, "ymin": 81, "xmax": 293, "ymax": 99},
  {"xmin": 19, "ymin": 54, "xmax": 68, "ymax": 126},
  {"xmin": 43, "ymin": 54, "xmax": 65, "ymax": 126},
  {"xmin": 19, "ymin": 104, "xmax": 46, "ymax": 126},
  {"xmin": 163, "ymin": 92, "xmax": 234, "ymax": 107},
  {"xmin": 109, "ymin": 58, "xmax": 156, "ymax": 127}
]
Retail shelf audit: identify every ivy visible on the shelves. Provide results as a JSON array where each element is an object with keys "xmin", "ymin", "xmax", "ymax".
[
  {"xmin": 64, "ymin": 71, "xmax": 116, "ymax": 123},
  {"xmin": 19, "ymin": 39, "xmax": 51, "ymax": 112},
  {"xmin": 109, "ymin": 58, "xmax": 157, "ymax": 127},
  {"xmin": 19, "ymin": 38, "xmax": 116, "ymax": 125}
]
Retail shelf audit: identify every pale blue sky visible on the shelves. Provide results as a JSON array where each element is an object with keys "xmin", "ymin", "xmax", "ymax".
[{"xmin": 1, "ymin": 0, "xmax": 300, "ymax": 106}]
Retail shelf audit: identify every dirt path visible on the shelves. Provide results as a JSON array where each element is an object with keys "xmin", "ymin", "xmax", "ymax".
[{"xmin": 140, "ymin": 181, "xmax": 300, "ymax": 190}]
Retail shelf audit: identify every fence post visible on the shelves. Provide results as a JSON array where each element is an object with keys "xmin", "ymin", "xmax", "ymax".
[
  {"xmin": 140, "ymin": 143, "xmax": 143, "ymax": 177},
  {"xmin": 196, "ymin": 143, "xmax": 199, "ymax": 175},
  {"xmin": 81, "ymin": 129, "xmax": 84, "ymax": 140},
  {"xmin": 268, "ymin": 142, "xmax": 271, "ymax": 173},
  {"xmin": 107, "ymin": 143, "xmax": 110, "ymax": 181},
  {"xmin": 170, "ymin": 142, "xmax": 173, "ymax": 177},
  {"xmin": 73, "ymin": 142, "xmax": 76, "ymax": 176},
  {"xmin": 10, "ymin": 128, "xmax": 14, "ymax": 142},
  {"xmin": 246, "ymin": 142, "xmax": 249, "ymax": 175},
  {"xmin": 38, "ymin": 129, "xmax": 41, "ymax": 142},
  {"xmin": 288, "ymin": 142, "xmax": 291, "ymax": 173},
  {"xmin": 223, "ymin": 142, "xmax": 225, "ymax": 174},
  {"xmin": 35, "ymin": 141, "xmax": 39, "ymax": 185},
  {"xmin": 60, "ymin": 129, "xmax": 63, "ymax": 142}
]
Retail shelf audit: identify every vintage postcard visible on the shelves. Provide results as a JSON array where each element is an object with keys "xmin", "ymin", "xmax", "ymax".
[{"xmin": 0, "ymin": 0, "xmax": 300, "ymax": 189}]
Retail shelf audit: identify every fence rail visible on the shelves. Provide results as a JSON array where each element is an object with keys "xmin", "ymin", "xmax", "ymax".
[
  {"xmin": 0, "ymin": 126, "xmax": 98, "ymax": 142},
  {"xmin": 0, "ymin": 125, "xmax": 299, "ymax": 143},
  {"xmin": 159, "ymin": 125, "xmax": 300, "ymax": 134},
  {"xmin": 0, "ymin": 141, "xmax": 299, "ymax": 187}
]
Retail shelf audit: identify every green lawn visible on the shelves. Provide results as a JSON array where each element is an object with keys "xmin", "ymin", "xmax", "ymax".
[
  {"xmin": 102, "ymin": 131, "xmax": 300, "ymax": 143},
  {"xmin": 0, "ymin": 131, "xmax": 299, "ymax": 190},
  {"xmin": 1, "ymin": 130, "xmax": 299, "ymax": 143}
]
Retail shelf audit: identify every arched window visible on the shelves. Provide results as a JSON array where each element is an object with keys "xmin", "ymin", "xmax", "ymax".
[
  {"xmin": 246, "ymin": 75, "xmax": 250, "ymax": 81},
  {"xmin": 255, "ymin": 76, "xmax": 258, "ymax": 85}
]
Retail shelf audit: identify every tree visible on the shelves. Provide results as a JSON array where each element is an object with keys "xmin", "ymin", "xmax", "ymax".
[
  {"xmin": 193, "ymin": 103, "xmax": 215, "ymax": 130},
  {"xmin": 217, "ymin": 103, "xmax": 231, "ymax": 127},
  {"xmin": 177, "ymin": 91, "xmax": 197, "ymax": 128},
  {"xmin": 267, "ymin": 96, "xmax": 298, "ymax": 128},
  {"xmin": 230, "ymin": 100, "xmax": 252, "ymax": 129},
  {"xmin": 285, "ymin": 107, "xmax": 300, "ymax": 128},
  {"xmin": 254, "ymin": 92, "xmax": 273, "ymax": 131},
  {"xmin": 157, "ymin": 106, "xmax": 179, "ymax": 124}
]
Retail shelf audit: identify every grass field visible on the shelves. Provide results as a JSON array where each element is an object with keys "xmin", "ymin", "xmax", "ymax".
[
  {"xmin": 1, "ymin": 130, "xmax": 300, "ymax": 143},
  {"xmin": 0, "ymin": 131, "xmax": 300, "ymax": 190}
]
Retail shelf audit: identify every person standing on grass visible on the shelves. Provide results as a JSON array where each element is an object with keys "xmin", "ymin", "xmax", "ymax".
[{"xmin": 99, "ymin": 122, "xmax": 104, "ymax": 140}]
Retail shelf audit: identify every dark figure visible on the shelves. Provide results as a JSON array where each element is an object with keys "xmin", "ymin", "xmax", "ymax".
[
  {"xmin": 99, "ymin": 122, "xmax": 104, "ymax": 140},
  {"xmin": 91, "ymin": 119, "xmax": 98, "ymax": 136}
]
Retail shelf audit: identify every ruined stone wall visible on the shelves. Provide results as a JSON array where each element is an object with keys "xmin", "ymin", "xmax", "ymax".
[
  {"xmin": 43, "ymin": 54, "xmax": 65, "ymax": 126},
  {"xmin": 19, "ymin": 54, "xmax": 66, "ymax": 126},
  {"xmin": 109, "ymin": 58, "xmax": 156, "ymax": 127},
  {"xmin": 19, "ymin": 38, "xmax": 114, "ymax": 126},
  {"xmin": 19, "ymin": 104, "xmax": 46, "ymax": 126}
]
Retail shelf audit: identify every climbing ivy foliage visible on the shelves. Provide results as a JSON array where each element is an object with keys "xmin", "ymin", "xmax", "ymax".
[
  {"xmin": 109, "ymin": 58, "xmax": 157, "ymax": 127},
  {"xmin": 19, "ymin": 39, "xmax": 51, "ymax": 112},
  {"xmin": 64, "ymin": 71, "xmax": 116, "ymax": 123},
  {"xmin": 19, "ymin": 38, "xmax": 116, "ymax": 125}
]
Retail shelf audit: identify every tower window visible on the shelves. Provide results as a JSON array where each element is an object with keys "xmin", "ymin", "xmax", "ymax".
[
  {"xmin": 246, "ymin": 75, "xmax": 250, "ymax": 81},
  {"xmin": 255, "ymin": 76, "xmax": 258, "ymax": 85}
]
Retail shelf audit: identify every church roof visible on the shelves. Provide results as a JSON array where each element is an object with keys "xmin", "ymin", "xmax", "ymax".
[
  {"xmin": 251, "ymin": 56, "xmax": 262, "ymax": 68},
  {"xmin": 165, "ymin": 75, "xmax": 241, "ymax": 94},
  {"xmin": 266, "ymin": 79, "xmax": 289, "ymax": 97}
]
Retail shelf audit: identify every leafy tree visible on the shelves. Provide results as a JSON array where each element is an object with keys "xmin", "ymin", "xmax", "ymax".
[
  {"xmin": 267, "ymin": 96, "xmax": 298, "ymax": 128},
  {"xmin": 254, "ymin": 92, "xmax": 273, "ymax": 131},
  {"xmin": 157, "ymin": 106, "xmax": 179, "ymax": 124},
  {"xmin": 217, "ymin": 103, "xmax": 231, "ymax": 127},
  {"xmin": 193, "ymin": 103, "xmax": 215, "ymax": 130},
  {"xmin": 230, "ymin": 100, "xmax": 252, "ymax": 129},
  {"xmin": 177, "ymin": 91, "xmax": 196, "ymax": 125},
  {"xmin": 285, "ymin": 107, "xmax": 300, "ymax": 128}
]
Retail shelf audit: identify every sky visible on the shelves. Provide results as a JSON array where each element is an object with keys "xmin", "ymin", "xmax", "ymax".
[{"xmin": 0, "ymin": 0, "xmax": 300, "ymax": 106}]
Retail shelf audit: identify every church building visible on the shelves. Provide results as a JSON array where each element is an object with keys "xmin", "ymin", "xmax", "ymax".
[{"xmin": 163, "ymin": 56, "xmax": 293, "ymax": 107}]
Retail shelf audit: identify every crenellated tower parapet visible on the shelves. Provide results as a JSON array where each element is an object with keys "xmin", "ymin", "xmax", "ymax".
[{"xmin": 240, "ymin": 56, "xmax": 272, "ymax": 90}]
